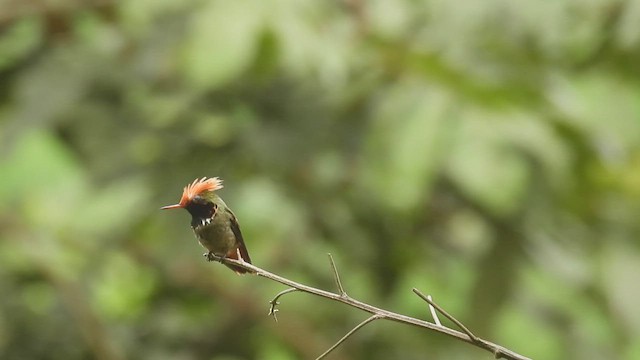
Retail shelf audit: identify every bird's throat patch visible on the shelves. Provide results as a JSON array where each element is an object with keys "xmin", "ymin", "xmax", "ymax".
[{"xmin": 188, "ymin": 202, "xmax": 218, "ymax": 229}]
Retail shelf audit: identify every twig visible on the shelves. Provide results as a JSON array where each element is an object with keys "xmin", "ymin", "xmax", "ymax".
[
  {"xmin": 209, "ymin": 254, "xmax": 531, "ymax": 360},
  {"xmin": 426, "ymin": 294, "xmax": 442, "ymax": 326},
  {"xmin": 328, "ymin": 253, "xmax": 347, "ymax": 297},
  {"xmin": 412, "ymin": 288, "xmax": 478, "ymax": 342},
  {"xmin": 268, "ymin": 288, "xmax": 298, "ymax": 322},
  {"xmin": 315, "ymin": 315, "xmax": 381, "ymax": 360}
]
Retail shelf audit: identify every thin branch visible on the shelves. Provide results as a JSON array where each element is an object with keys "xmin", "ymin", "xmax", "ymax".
[
  {"xmin": 426, "ymin": 294, "xmax": 442, "ymax": 326},
  {"xmin": 268, "ymin": 288, "xmax": 298, "ymax": 322},
  {"xmin": 413, "ymin": 288, "xmax": 478, "ymax": 342},
  {"xmin": 315, "ymin": 315, "xmax": 381, "ymax": 360},
  {"xmin": 207, "ymin": 254, "xmax": 531, "ymax": 360},
  {"xmin": 328, "ymin": 253, "xmax": 347, "ymax": 297}
]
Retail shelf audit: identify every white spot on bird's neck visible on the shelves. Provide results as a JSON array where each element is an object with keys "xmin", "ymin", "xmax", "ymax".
[{"xmin": 193, "ymin": 216, "xmax": 214, "ymax": 230}]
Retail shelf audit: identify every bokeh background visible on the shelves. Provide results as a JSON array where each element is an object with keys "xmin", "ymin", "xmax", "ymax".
[{"xmin": 1, "ymin": 1, "xmax": 640, "ymax": 359}]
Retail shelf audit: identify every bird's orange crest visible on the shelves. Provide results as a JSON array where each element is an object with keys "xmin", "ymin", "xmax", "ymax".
[{"xmin": 178, "ymin": 177, "xmax": 224, "ymax": 206}]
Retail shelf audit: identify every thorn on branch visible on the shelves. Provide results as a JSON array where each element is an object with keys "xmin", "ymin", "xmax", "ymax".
[
  {"xmin": 268, "ymin": 288, "xmax": 298, "ymax": 322},
  {"xmin": 412, "ymin": 288, "xmax": 479, "ymax": 343},
  {"xmin": 426, "ymin": 294, "xmax": 442, "ymax": 326},
  {"xmin": 327, "ymin": 253, "xmax": 347, "ymax": 297}
]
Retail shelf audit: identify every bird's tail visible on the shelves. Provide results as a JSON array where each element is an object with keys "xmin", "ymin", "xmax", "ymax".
[{"xmin": 225, "ymin": 245, "xmax": 252, "ymax": 275}]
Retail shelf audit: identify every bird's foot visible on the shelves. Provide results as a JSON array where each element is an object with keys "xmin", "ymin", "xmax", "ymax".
[
  {"xmin": 203, "ymin": 252, "xmax": 215, "ymax": 262},
  {"xmin": 203, "ymin": 252, "xmax": 225, "ymax": 263}
]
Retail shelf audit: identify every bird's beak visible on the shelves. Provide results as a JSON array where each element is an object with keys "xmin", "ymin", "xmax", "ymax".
[{"xmin": 160, "ymin": 204, "xmax": 183, "ymax": 210}]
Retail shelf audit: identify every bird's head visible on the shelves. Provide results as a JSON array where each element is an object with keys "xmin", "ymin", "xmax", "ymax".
[{"xmin": 161, "ymin": 177, "xmax": 223, "ymax": 218}]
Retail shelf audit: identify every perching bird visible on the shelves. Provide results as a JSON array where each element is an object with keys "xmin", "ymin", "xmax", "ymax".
[{"xmin": 161, "ymin": 177, "xmax": 252, "ymax": 274}]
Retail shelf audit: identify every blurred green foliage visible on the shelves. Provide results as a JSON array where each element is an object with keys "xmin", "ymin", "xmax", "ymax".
[{"xmin": 1, "ymin": 1, "xmax": 640, "ymax": 359}]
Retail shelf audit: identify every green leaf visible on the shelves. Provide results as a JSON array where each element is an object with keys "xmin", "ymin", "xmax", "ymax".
[
  {"xmin": 360, "ymin": 83, "xmax": 453, "ymax": 210},
  {"xmin": 181, "ymin": 0, "xmax": 263, "ymax": 89},
  {"xmin": 93, "ymin": 253, "xmax": 158, "ymax": 320},
  {"xmin": 447, "ymin": 114, "xmax": 530, "ymax": 216},
  {"xmin": 0, "ymin": 130, "xmax": 84, "ymax": 212},
  {"xmin": 0, "ymin": 17, "xmax": 42, "ymax": 71},
  {"xmin": 601, "ymin": 242, "xmax": 640, "ymax": 338}
]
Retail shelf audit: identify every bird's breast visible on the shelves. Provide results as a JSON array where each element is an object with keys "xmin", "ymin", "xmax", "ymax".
[{"xmin": 191, "ymin": 217, "xmax": 236, "ymax": 255}]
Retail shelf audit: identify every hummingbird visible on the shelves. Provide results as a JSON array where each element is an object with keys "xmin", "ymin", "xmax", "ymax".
[{"xmin": 161, "ymin": 177, "xmax": 252, "ymax": 274}]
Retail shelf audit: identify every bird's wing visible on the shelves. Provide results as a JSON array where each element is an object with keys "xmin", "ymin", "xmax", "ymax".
[{"xmin": 227, "ymin": 209, "xmax": 252, "ymax": 265}]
